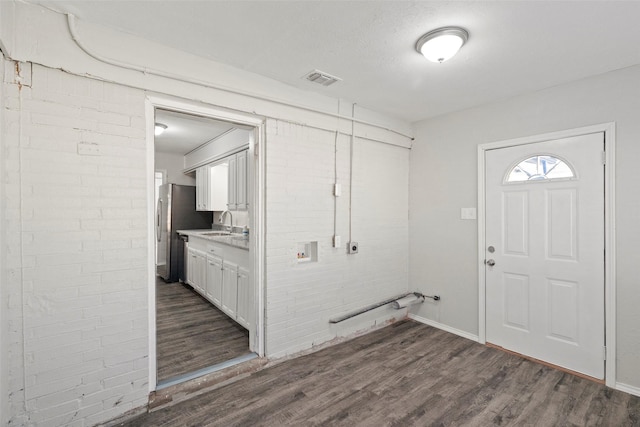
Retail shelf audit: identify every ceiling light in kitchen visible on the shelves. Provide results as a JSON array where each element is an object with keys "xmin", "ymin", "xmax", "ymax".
[
  {"xmin": 155, "ymin": 123, "xmax": 168, "ymax": 136},
  {"xmin": 416, "ymin": 27, "xmax": 469, "ymax": 63}
]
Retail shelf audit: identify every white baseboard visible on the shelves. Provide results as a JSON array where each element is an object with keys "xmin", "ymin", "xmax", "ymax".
[
  {"xmin": 616, "ymin": 382, "xmax": 640, "ymax": 397},
  {"xmin": 408, "ymin": 313, "xmax": 479, "ymax": 342}
]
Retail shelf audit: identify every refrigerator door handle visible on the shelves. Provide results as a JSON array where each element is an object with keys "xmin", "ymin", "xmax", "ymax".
[{"xmin": 156, "ymin": 199, "xmax": 162, "ymax": 242}]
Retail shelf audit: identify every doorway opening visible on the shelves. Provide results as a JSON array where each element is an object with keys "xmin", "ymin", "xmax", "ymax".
[
  {"xmin": 477, "ymin": 123, "xmax": 616, "ymax": 387},
  {"xmin": 146, "ymin": 97, "xmax": 265, "ymax": 391}
]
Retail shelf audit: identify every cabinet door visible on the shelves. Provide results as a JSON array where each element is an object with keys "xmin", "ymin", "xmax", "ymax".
[
  {"xmin": 209, "ymin": 162, "xmax": 228, "ymax": 211},
  {"xmin": 236, "ymin": 266, "xmax": 250, "ymax": 329},
  {"xmin": 195, "ymin": 167, "xmax": 203, "ymax": 210},
  {"xmin": 227, "ymin": 154, "xmax": 237, "ymax": 210},
  {"xmin": 195, "ymin": 166, "xmax": 210, "ymax": 211},
  {"xmin": 206, "ymin": 254, "xmax": 223, "ymax": 307},
  {"xmin": 236, "ymin": 150, "xmax": 248, "ymax": 210},
  {"xmin": 187, "ymin": 247, "xmax": 196, "ymax": 286},
  {"xmin": 221, "ymin": 261, "xmax": 238, "ymax": 318},
  {"xmin": 188, "ymin": 249, "xmax": 207, "ymax": 295}
]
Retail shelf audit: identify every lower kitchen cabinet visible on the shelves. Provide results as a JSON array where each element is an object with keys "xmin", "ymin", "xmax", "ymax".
[
  {"xmin": 206, "ymin": 254, "xmax": 223, "ymax": 306},
  {"xmin": 221, "ymin": 261, "xmax": 238, "ymax": 318},
  {"xmin": 187, "ymin": 247, "xmax": 206, "ymax": 295},
  {"xmin": 236, "ymin": 266, "xmax": 250, "ymax": 329},
  {"xmin": 185, "ymin": 234, "xmax": 250, "ymax": 330}
]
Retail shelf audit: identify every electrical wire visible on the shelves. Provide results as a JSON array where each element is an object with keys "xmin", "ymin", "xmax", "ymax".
[
  {"xmin": 348, "ymin": 104, "xmax": 355, "ymax": 243},
  {"xmin": 65, "ymin": 14, "xmax": 414, "ymax": 142}
]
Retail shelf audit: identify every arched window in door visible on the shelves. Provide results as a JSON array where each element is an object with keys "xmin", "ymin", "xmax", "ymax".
[{"xmin": 505, "ymin": 154, "xmax": 575, "ymax": 183}]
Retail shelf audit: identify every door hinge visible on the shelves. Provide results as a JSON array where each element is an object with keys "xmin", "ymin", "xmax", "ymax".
[
  {"xmin": 603, "ymin": 346, "xmax": 607, "ymax": 361},
  {"xmin": 601, "ymin": 151, "xmax": 606, "ymax": 165}
]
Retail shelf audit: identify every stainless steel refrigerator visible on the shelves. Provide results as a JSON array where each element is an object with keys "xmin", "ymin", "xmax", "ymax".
[{"xmin": 156, "ymin": 184, "xmax": 212, "ymax": 282}]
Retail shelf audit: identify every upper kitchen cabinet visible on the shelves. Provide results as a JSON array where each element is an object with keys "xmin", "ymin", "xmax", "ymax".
[
  {"xmin": 184, "ymin": 128, "xmax": 250, "ymax": 212},
  {"xmin": 209, "ymin": 161, "xmax": 229, "ymax": 211},
  {"xmin": 227, "ymin": 150, "xmax": 248, "ymax": 211},
  {"xmin": 196, "ymin": 161, "xmax": 228, "ymax": 211},
  {"xmin": 195, "ymin": 165, "xmax": 209, "ymax": 211}
]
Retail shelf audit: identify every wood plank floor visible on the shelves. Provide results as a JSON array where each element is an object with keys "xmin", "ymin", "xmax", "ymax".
[
  {"xmin": 126, "ymin": 320, "xmax": 640, "ymax": 426},
  {"xmin": 156, "ymin": 279, "xmax": 250, "ymax": 382}
]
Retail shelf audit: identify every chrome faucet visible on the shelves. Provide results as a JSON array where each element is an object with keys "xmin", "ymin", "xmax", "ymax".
[{"xmin": 220, "ymin": 210, "xmax": 233, "ymax": 232}]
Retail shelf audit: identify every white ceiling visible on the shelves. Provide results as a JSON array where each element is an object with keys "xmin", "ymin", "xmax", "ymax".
[
  {"xmin": 154, "ymin": 109, "xmax": 235, "ymax": 154},
  {"xmin": 34, "ymin": 1, "xmax": 640, "ymax": 123}
]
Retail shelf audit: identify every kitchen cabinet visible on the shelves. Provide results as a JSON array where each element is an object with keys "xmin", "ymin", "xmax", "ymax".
[
  {"xmin": 236, "ymin": 150, "xmax": 248, "ymax": 210},
  {"xmin": 227, "ymin": 150, "xmax": 248, "ymax": 211},
  {"xmin": 221, "ymin": 261, "xmax": 238, "ymax": 318},
  {"xmin": 209, "ymin": 161, "xmax": 228, "ymax": 211},
  {"xmin": 236, "ymin": 266, "xmax": 251, "ymax": 329},
  {"xmin": 206, "ymin": 254, "xmax": 223, "ymax": 306},
  {"xmin": 186, "ymin": 234, "xmax": 250, "ymax": 330},
  {"xmin": 195, "ymin": 165, "xmax": 209, "ymax": 211},
  {"xmin": 196, "ymin": 162, "xmax": 228, "ymax": 212},
  {"xmin": 187, "ymin": 247, "xmax": 206, "ymax": 295}
]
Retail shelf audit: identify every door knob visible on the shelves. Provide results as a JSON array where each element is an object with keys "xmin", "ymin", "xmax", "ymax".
[{"xmin": 486, "ymin": 259, "xmax": 496, "ymax": 266}]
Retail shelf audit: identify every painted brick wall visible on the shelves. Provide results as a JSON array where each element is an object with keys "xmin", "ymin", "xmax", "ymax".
[
  {"xmin": 2, "ymin": 61, "xmax": 411, "ymax": 425},
  {"xmin": 264, "ymin": 119, "xmax": 409, "ymax": 358},
  {"xmin": 3, "ymin": 63, "xmax": 149, "ymax": 426}
]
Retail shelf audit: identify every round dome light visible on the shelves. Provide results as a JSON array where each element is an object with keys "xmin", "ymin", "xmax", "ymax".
[{"xmin": 416, "ymin": 27, "xmax": 469, "ymax": 63}]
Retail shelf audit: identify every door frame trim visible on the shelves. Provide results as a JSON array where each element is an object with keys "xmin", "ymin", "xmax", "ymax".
[
  {"xmin": 477, "ymin": 123, "xmax": 616, "ymax": 387},
  {"xmin": 145, "ymin": 95, "xmax": 266, "ymax": 392}
]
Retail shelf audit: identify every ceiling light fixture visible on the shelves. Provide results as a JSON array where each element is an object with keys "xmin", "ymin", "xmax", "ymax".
[
  {"xmin": 416, "ymin": 26, "xmax": 469, "ymax": 63},
  {"xmin": 154, "ymin": 123, "xmax": 168, "ymax": 136}
]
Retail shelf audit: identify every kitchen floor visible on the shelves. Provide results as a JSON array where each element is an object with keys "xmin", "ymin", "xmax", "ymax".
[{"xmin": 156, "ymin": 278, "xmax": 250, "ymax": 382}]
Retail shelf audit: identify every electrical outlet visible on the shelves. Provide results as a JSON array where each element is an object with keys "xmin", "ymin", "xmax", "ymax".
[{"xmin": 348, "ymin": 241, "xmax": 358, "ymax": 254}]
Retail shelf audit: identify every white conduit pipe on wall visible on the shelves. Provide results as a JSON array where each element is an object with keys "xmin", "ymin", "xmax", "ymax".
[{"xmin": 65, "ymin": 14, "xmax": 414, "ymax": 142}]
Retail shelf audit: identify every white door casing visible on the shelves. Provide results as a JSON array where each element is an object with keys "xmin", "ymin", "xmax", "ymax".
[
  {"xmin": 485, "ymin": 132, "xmax": 605, "ymax": 379},
  {"xmin": 145, "ymin": 96, "xmax": 266, "ymax": 392}
]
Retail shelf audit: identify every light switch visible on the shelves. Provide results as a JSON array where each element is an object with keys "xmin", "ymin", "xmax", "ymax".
[{"xmin": 461, "ymin": 208, "xmax": 477, "ymax": 220}]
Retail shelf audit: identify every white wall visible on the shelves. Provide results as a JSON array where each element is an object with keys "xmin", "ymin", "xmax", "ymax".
[
  {"xmin": 0, "ymin": 2, "xmax": 412, "ymax": 425},
  {"xmin": 154, "ymin": 151, "xmax": 194, "ymax": 186},
  {"xmin": 265, "ymin": 121, "xmax": 409, "ymax": 357},
  {"xmin": 409, "ymin": 65, "xmax": 640, "ymax": 390},
  {"xmin": 2, "ymin": 63, "xmax": 149, "ymax": 425},
  {"xmin": 0, "ymin": 63, "xmax": 410, "ymax": 426}
]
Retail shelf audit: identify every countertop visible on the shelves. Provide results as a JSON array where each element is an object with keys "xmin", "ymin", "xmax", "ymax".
[{"xmin": 177, "ymin": 229, "xmax": 250, "ymax": 251}]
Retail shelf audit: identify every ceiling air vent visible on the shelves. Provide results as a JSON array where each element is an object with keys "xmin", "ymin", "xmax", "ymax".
[{"xmin": 303, "ymin": 70, "xmax": 342, "ymax": 87}]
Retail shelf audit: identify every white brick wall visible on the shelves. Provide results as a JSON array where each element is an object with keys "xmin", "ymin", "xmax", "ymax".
[
  {"xmin": 264, "ymin": 119, "xmax": 410, "ymax": 358},
  {"xmin": 2, "ymin": 60, "xmax": 411, "ymax": 425},
  {"xmin": 3, "ymin": 63, "xmax": 149, "ymax": 426}
]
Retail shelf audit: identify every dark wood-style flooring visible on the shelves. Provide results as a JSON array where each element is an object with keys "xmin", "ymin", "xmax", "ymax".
[
  {"xmin": 129, "ymin": 320, "xmax": 640, "ymax": 426},
  {"xmin": 156, "ymin": 279, "xmax": 250, "ymax": 382}
]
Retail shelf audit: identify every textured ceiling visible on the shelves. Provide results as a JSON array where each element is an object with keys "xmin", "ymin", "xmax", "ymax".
[
  {"xmin": 154, "ymin": 109, "xmax": 236, "ymax": 155},
  {"xmin": 33, "ymin": 1, "xmax": 640, "ymax": 123}
]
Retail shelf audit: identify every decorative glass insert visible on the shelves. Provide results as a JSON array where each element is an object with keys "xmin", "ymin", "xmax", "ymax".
[{"xmin": 506, "ymin": 155, "xmax": 575, "ymax": 182}]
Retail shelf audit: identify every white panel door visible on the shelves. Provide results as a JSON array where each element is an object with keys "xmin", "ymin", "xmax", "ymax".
[{"xmin": 485, "ymin": 132, "xmax": 605, "ymax": 379}]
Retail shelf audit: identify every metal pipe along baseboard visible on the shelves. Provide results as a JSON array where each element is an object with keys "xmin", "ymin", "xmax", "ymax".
[{"xmin": 329, "ymin": 292, "xmax": 440, "ymax": 324}]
